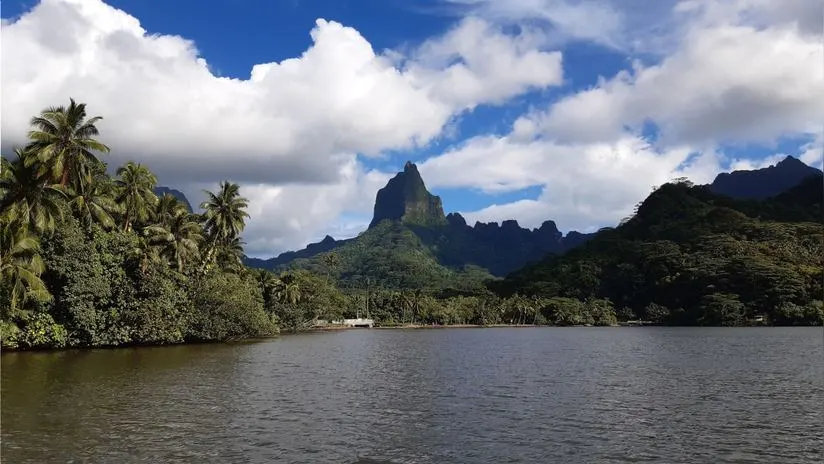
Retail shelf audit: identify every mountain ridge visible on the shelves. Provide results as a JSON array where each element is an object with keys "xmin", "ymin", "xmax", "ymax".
[
  {"xmin": 245, "ymin": 161, "xmax": 593, "ymax": 280},
  {"xmin": 245, "ymin": 156, "xmax": 822, "ymax": 288},
  {"xmin": 708, "ymin": 155, "xmax": 822, "ymax": 200}
]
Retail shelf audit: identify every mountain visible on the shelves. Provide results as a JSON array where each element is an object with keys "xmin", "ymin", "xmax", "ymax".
[
  {"xmin": 154, "ymin": 186, "xmax": 193, "ymax": 212},
  {"xmin": 245, "ymin": 162, "xmax": 594, "ymax": 286},
  {"xmin": 369, "ymin": 161, "xmax": 447, "ymax": 228},
  {"xmin": 494, "ymin": 174, "xmax": 824, "ymax": 326},
  {"xmin": 709, "ymin": 155, "xmax": 822, "ymax": 200},
  {"xmin": 245, "ymin": 235, "xmax": 341, "ymax": 270}
]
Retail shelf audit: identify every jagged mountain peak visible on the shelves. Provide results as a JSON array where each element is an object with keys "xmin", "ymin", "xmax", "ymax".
[{"xmin": 368, "ymin": 161, "xmax": 447, "ymax": 228}]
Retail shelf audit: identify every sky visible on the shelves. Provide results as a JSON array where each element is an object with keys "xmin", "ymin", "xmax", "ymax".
[{"xmin": 1, "ymin": 0, "xmax": 822, "ymax": 258}]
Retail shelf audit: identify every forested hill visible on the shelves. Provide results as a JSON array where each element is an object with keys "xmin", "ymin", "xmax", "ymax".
[
  {"xmin": 245, "ymin": 162, "xmax": 592, "ymax": 282},
  {"xmin": 492, "ymin": 174, "xmax": 824, "ymax": 326}
]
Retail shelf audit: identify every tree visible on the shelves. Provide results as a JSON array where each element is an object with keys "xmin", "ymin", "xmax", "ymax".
[
  {"xmin": 200, "ymin": 182, "xmax": 249, "ymax": 270},
  {"xmin": 67, "ymin": 173, "xmax": 120, "ymax": 230},
  {"xmin": 0, "ymin": 148, "xmax": 66, "ymax": 234},
  {"xmin": 201, "ymin": 182, "xmax": 250, "ymax": 242},
  {"xmin": 25, "ymin": 98, "xmax": 110, "ymax": 188},
  {"xmin": 155, "ymin": 194, "xmax": 188, "ymax": 229},
  {"xmin": 215, "ymin": 236, "xmax": 246, "ymax": 273},
  {"xmin": 275, "ymin": 273, "xmax": 301, "ymax": 305},
  {"xmin": 322, "ymin": 252, "xmax": 340, "ymax": 284},
  {"xmin": 144, "ymin": 210, "xmax": 203, "ymax": 273},
  {"xmin": 115, "ymin": 161, "xmax": 158, "ymax": 232},
  {"xmin": 0, "ymin": 223, "xmax": 51, "ymax": 315}
]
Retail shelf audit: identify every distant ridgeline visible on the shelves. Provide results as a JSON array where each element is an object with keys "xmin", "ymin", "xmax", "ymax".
[
  {"xmin": 245, "ymin": 161, "xmax": 593, "ymax": 289},
  {"xmin": 494, "ymin": 157, "xmax": 823, "ymax": 326},
  {"xmin": 708, "ymin": 156, "xmax": 822, "ymax": 200}
]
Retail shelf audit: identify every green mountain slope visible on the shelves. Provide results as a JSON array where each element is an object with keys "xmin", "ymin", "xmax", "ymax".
[
  {"xmin": 246, "ymin": 161, "xmax": 593, "ymax": 280},
  {"xmin": 493, "ymin": 175, "xmax": 824, "ymax": 326},
  {"xmin": 280, "ymin": 220, "xmax": 494, "ymax": 292}
]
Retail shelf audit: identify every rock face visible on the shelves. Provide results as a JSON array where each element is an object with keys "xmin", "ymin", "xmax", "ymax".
[
  {"xmin": 154, "ymin": 186, "xmax": 193, "ymax": 212},
  {"xmin": 246, "ymin": 161, "xmax": 594, "ymax": 277},
  {"xmin": 369, "ymin": 161, "xmax": 447, "ymax": 228},
  {"xmin": 709, "ymin": 156, "xmax": 822, "ymax": 200}
]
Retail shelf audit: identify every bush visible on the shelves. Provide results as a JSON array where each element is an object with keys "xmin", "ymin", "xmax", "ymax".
[{"xmin": 185, "ymin": 271, "xmax": 276, "ymax": 341}]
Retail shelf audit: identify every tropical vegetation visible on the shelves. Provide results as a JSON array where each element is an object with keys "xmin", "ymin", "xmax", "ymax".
[
  {"xmin": 493, "ymin": 177, "xmax": 824, "ymax": 326},
  {"xmin": 0, "ymin": 99, "xmax": 278, "ymax": 350},
  {"xmin": 3, "ymin": 99, "xmax": 820, "ymax": 351}
]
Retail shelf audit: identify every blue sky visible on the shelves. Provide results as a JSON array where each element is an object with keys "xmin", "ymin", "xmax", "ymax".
[{"xmin": 1, "ymin": 0, "xmax": 821, "ymax": 257}]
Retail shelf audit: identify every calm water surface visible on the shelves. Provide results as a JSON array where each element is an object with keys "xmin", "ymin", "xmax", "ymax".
[{"xmin": 2, "ymin": 327, "xmax": 823, "ymax": 463}]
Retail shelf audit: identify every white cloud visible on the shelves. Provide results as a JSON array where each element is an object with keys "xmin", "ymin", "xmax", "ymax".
[
  {"xmin": 3, "ymin": 0, "xmax": 819, "ymax": 257},
  {"xmin": 421, "ymin": 0, "xmax": 822, "ymax": 234},
  {"xmin": 421, "ymin": 131, "xmax": 723, "ymax": 231},
  {"xmin": 404, "ymin": 16, "xmax": 563, "ymax": 109},
  {"xmin": 1, "ymin": 0, "xmax": 565, "ymax": 255},
  {"xmin": 239, "ymin": 157, "xmax": 390, "ymax": 256},
  {"xmin": 535, "ymin": 20, "xmax": 823, "ymax": 147}
]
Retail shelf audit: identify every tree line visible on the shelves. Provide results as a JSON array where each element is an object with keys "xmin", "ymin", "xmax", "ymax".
[{"xmin": 0, "ymin": 99, "xmax": 281, "ymax": 349}]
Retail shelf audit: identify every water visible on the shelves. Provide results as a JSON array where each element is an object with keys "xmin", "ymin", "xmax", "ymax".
[{"xmin": 2, "ymin": 327, "xmax": 822, "ymax": 463}]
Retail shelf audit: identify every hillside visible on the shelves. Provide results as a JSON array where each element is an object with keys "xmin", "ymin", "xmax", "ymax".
[
  {"xmin": 708, "ymin": 155, "xmax": 821, "ymax": 199},
  {"xmin": 493, "ymin": 174, "xmax": 824, "ymax": 326},
  {"xmin": 245, "ymin": 162, "xmax": 593, "ymax": 284}
]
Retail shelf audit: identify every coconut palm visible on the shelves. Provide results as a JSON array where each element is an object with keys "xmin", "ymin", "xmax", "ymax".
[
  {"xmin": 0, "ymin": 148, "xmax": 66, "ymax": 234},
  {"xmin": 321, "ymin": 252, "xmax": 340, "ymax": 284},
  {"xmin": 115, "ymin": 162, "xmax": 158, "ymax": 232},
  {"xmin": 67, "ymin": 174, "xmax": 120, "ymax": 230},
  {"xmin": 215, "ymin": 235, "xmax": 246, "ymax": 273},
  {"xmin": 155, "ymin": 194, "xmax": 187, "ymax": 229},
  {"xmin": 275, "ymin": 276, "xmax": 301, "ymax": 305},
  {"xmin": 144, "ymin": 211, "xmax": 203, "ymax": 273},
  {"xmin": 201, "ymin": 181, "xmax": 250, "ymax": 242},
  {"xmin": 25, "ymin": 98, "xmax": 110, "ymax": 188},
  {"xmin": 199, "ymin": 181, "xmax": 250, "ymax": 270},
  {"xmin": 130, "ymin": 236, "xmax": 167, "ymax": 275},
  {"xmin": 0, "ymin": 223, "xmax": 51, "ymax": 314}
]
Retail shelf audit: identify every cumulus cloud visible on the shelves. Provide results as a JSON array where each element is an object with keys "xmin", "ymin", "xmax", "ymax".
[
  {"xmin": 419, "ymin": 0, "xmax": 822, "ymax": 233},
  {"xmin": 534, "ymin": 19, "xmax": 823, "ymax": 147},
  {"xmin": 240, "ymin": 157, "xmax": 391, "ymax": 256},
  {"xmin": 420, "ymin": 131, "xmax": 722, "ymax": 231},
  {"xmin": 1, "ymin": 0, "xmax": 565, "ymax": 255}
]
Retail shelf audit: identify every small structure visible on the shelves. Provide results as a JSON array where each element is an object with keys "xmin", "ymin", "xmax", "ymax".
[{"xmin": 342, "ymin": 318, "xmax": 374, "ymax": 328}]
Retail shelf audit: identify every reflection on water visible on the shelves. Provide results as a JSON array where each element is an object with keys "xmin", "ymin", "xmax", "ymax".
[{"xmin": 3, "ymin": 328, "xmax": 823, "ymax": 463}]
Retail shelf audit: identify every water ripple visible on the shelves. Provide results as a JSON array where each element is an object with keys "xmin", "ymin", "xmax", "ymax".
[{"xmin": 2, "ymin": 327, "xmax": 823, "ymax": 463}]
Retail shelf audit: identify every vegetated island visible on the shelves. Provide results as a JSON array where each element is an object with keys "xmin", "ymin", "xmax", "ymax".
[{"xmin": 2, "ymin": 99, "xmax": 822, "ymax": 351}]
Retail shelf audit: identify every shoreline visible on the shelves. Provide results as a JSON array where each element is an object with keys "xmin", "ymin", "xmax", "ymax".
[
  {"xmin": 311, "ymin": 322, "xmax": 644, "ymax": 331},
  {"xmin": 3, "ymin": 323, "xmax": 799, "ymax": 352}
]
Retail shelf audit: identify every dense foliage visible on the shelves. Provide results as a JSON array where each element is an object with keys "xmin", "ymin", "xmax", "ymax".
[
  {"xmin": 4, "ymin": 99, "xmax": 818, "ymax": 351},
  {"xmin": 0, "ymin": 99, "xmax": 275, "ymax": 349},
  {"xmin": 494, "ymin": 178, "xmax": 824, "ymax": 326}
]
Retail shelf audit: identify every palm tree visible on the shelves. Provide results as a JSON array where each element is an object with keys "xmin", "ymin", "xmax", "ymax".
[
  {"xmin": 200, "ymin": 181, "xmax": 250, "ymax": 270},
  {"xmin": 321, "ymin": 252, "xmax": 340, "ymax": 284},
  {"xmin": 115, "ymin": 162, "xmax": 158, "ymax": 232},
  {"xmin": 254, "ymin": 268, "xmax": 278, "ymax": 295},
  {"xmin": 25, "ymin": 98, "xmax": 110, "ymax": 188},
  {"xmin": 130, "ymin": 236, "xmax": 167, "ymax": 275},
  {"xmin": 0, "ymin": 222, "xmax": 51, "ymax": 314},
  {"xmin": 144, "ymin": 210, "xmax": 203, "ymax": 273},
  {"xmin": 201, "ymin": 181, "xmax": 250, "ymax": 241},
  {"xmin": 155, "ymin": 194, "xmax": 187, "ymax": 229},
  {"xmin": 67, "ymin": 174, "xmax": 120, "ymax": 230},
  {"xmin": 0, "ymin": 148, "xmax": 66, "ymax": 234},
  {"xmin": 215, "ymin": 235, "xmax": 246, "ymax": 273},
  {"xmin": 275, "ymin": 273, "xmax": 301, "ymax": 305}
]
